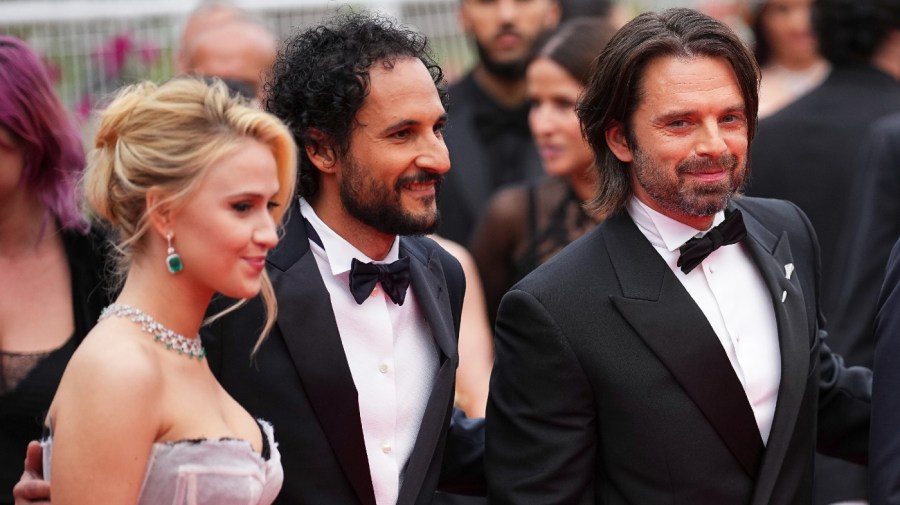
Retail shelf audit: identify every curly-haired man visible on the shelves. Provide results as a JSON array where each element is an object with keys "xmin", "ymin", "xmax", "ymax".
[{"xmin": 208, "ymin": 11, "xmax": 485, "ymax": 505}]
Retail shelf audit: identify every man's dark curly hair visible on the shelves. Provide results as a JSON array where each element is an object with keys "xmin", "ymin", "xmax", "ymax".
[{"xmin": 265, "ymin": 11, "xmax": 448, "ymax": 199}]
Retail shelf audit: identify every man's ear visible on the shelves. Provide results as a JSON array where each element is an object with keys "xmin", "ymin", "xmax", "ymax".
[
  {"xmin": 304, "ymin": 129, "xmax": 338, "ymax": 173},
  {"xmin": 146, "ymin": 187, "xmax": 173, "ymax": 238},
  {"xmin": 605, "ymin": 122, "xmax": 634, "ymax": 163}
]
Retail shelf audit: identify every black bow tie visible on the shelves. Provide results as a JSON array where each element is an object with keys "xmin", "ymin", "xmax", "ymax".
[
  {"xmin": 677, "ymin": 209, "xmax": 747, "ymax": 274},
  {"xmin": 349, "ymin": 257, "xmax": 411, "ymax": 305}
]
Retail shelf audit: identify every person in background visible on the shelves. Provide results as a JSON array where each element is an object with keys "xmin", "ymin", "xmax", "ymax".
[
  {"xmin": 42, "ymin": 78, "xmax": 296, "ymax": 505},
  {"xmin": 469, "ymin": 16, "xmax": 615, "ymax": 326},
  {"xmin": 175, "ymin": 0, "xmax": 246, "ymax": 74},
  {"xmin": 437, "ymin": 0, "xmax": 560, "ymax": 245},
  {"xmin": 831, "ymin": 112, "xmax": 900, "ymax": 468},
  {"xmin": 183, "ymin": 19, "xmax": 278, "ymax": 105},
  {"xmin": 0, "ymin": 36, "xmax": 111, "ymax": 505},
  {"xmin": 749, "ymin": 2, "xmax": 900, "ymax": 500},
  {"xmin": 749, "ymin": 0, "xmax": 830, "ymax": 118}
]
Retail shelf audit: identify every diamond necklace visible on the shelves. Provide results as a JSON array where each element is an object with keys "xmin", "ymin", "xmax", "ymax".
[{"xmin": 99, "ymin": 303, "xmax": 206, "ymax": 360}]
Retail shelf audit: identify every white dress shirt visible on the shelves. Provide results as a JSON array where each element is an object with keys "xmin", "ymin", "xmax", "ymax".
[
  {"xmin": 300, "ymin": 199, "xmax": 438, "ymax": 505},
  {"xmin": 627, "ymin": 197, "xmax": 781, "ymax": 444}
]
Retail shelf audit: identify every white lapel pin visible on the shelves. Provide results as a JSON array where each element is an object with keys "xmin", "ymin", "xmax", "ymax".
[
  {"xmin": 784, "ymin": 263, "xmax": 794, "ymax": 280},
  {"xmin": 781, "ymin": 290, "xmax": 787, "ymax": 303}
]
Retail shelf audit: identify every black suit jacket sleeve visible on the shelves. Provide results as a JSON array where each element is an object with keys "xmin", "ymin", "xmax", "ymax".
[
  {"xmin": 867, "ymin": 239, "xmax": 900, "ymax": 504},
  {"xmin": 438, "ymin": 409, "xmax": 486, "ymax": 495},
  {"xmin": 486, "ymin": 288, "xmax": 597, "ymax": 505}
]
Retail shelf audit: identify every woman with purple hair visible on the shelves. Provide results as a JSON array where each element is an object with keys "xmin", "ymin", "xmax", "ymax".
[{"xmin": 0, "ymin": 36, "xmax": 111, "ymax": 504}]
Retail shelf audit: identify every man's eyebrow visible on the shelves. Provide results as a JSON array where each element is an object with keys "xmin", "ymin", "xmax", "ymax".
[
  {"xmin": 654, "ymin": 104, "xmax": 746, "ymax": 123},
  {"xmin": 380, "ymin": 113, "xmax": 448, "ymax": 134},
  {"xmin": 381, "ymin": 119, "xmax": 419, "ymax": 134}
]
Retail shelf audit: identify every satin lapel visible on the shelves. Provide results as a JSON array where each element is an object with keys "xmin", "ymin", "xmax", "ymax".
[
  {"xmin": 268, "ymin": 213, "xmax": 376, "ymax": 505},
  {"xmin": 738, "ymin": 208, "xmax": 809, "ymax": 505},
  {"xmin": 604, "ymin": 213, "xmax": 765, "ymax": 478},
  {"xmin": 396, "ymin": 240, "xmax": 458, "ymax": 505}
]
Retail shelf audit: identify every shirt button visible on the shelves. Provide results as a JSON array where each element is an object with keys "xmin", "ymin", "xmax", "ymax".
[
  {"xmin": 382, "ymin": 443, "xmax": 392, "ymax": 454},
  {"xmin": 378, "ymin": 364, "xmax": 389, "ymax": 374},
  {"xmin": 708, "ymin": 265, "xmax": 715, "ymax": 274},
  {"xmin": 370, "ymin": 287, "xmax": 379, "ymax": 298}
]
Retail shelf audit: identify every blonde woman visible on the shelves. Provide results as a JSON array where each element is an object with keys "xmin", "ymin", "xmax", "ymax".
[{"xmin": 42, "ymin": 78, "xmax": 296, "ymax": 505}]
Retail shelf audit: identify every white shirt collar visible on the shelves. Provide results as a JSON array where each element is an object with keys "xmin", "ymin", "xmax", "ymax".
[
  {"xmin": 626, "ymin": 196, "xmax": 726, "ymax": 253},
  {"xmin": 298, "ymin": 198, "xmax": 401, "ymax": 276}
]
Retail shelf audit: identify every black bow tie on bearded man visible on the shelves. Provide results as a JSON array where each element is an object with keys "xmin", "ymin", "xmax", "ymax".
[
  {"xmin": 677, "ymin": 209, "xmax": 747, "ymax": 274},
  {"xmin": 349, "ymin": 257, "xmax": 412, "ymax": 305}
]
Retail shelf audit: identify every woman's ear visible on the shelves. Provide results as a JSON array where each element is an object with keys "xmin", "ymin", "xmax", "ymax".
[
  {"xmin": 146, "ymin": 187, "xmax": 172, "ymax": 238},
  {"xmin": 305, "ymin": 129, "xmax": 338, "ymax": 173},
  {"xmin": 605, "ymin": 122, "xmax": 634, "ymax": 163}
]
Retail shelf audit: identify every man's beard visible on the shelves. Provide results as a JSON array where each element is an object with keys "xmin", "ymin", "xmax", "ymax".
[
  {"xmin": 340, "ymin": 155, "xmax": 443, "ymax": 236},
  {"xmin": 632, "ymin": 146, "xmax": 747, "ymax": 218},
  {"xmin": 475, "ymin": 38, "xmax": 529, "ymax": 82}
]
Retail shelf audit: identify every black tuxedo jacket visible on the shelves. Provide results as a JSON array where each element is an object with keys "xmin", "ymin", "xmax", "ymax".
[
  {"xmin": 202, "ymin": 210, "xmax": 484, "ymax": 505},
  {"xmin": 486, "ymin": 197, "xmax": 871, "ymax": 505}
]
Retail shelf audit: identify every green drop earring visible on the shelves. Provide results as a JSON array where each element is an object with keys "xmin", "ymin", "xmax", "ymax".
[{"xmin": 166, "ymin": 232, "xmax": 183, "ymax": 274}]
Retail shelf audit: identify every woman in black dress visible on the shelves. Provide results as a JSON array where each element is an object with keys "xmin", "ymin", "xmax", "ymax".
[
  {"xmin": 469, "ymin": 17, "xmax": 617, "ymax": 325},
  {"xmin": 0, "ymin": 36, "xmax": 111, "ymax": 504}
]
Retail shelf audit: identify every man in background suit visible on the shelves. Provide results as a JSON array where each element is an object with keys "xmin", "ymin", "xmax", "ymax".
[
  {"xmin": 486, "ymin": 8, "xmax": 871, "ymax": 505},
  {"xmin": 437, "ymin": 0, "xmax": 560, "ymax": 244},
  {"xmin": 13, "ymin": 11, "xmax": 483, "ymax": 505},
  {"xmin": 831, "ymin": 111, "xmax": 900, "ymax": 390},
  {"xmin": 748, "ymin": 2, "xmax": 900, "ymax": 500},
  {"xmin": 749, "ymin": 0, "xmax": 900, "ymax": 350}
]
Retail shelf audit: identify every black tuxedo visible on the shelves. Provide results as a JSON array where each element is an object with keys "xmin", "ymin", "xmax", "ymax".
[
  {"xmin": 438, "ymin": 73, "xmax": 544, "ymax": 244},
  {"xmin": 202, "ymin": 209, "xmax": 484, "ymax": 505},
  {"xmin": 486, "ymin": 197, "xmax": 870, "ymax": 505}
]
